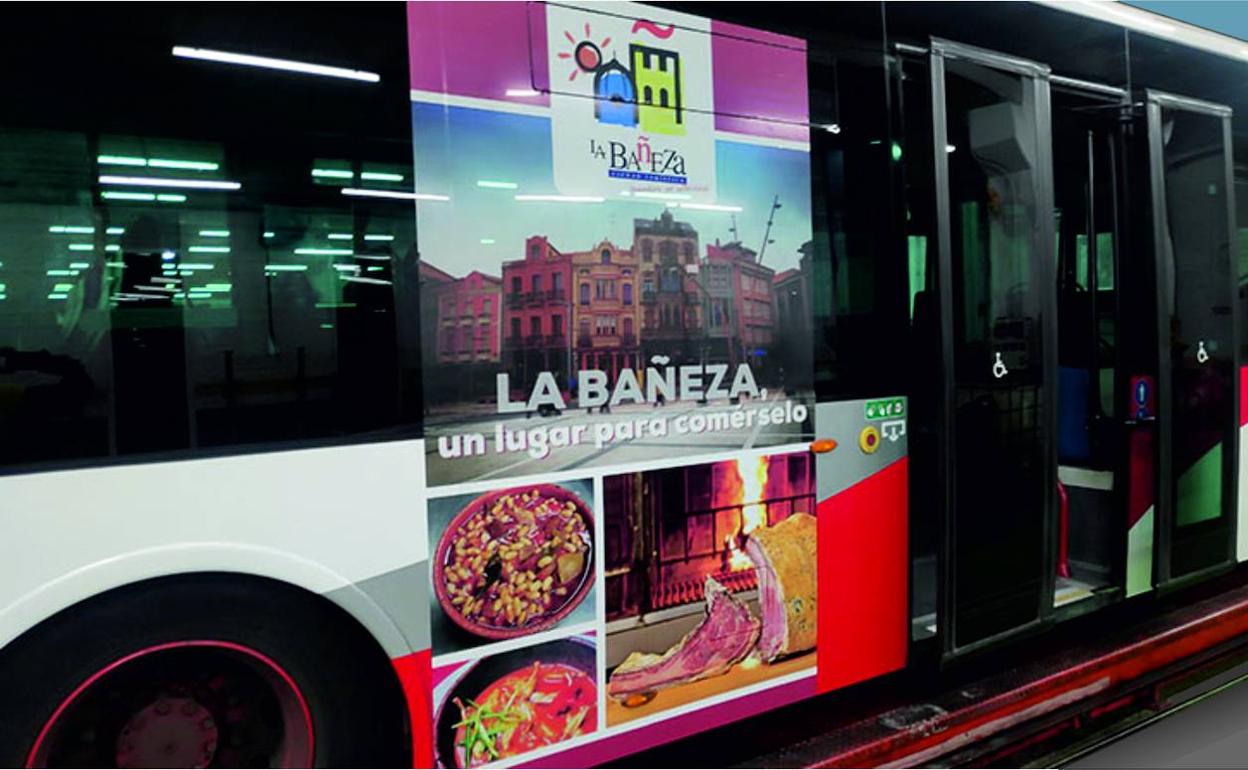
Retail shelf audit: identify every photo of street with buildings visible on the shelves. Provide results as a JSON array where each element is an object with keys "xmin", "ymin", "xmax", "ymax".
[{"xmin": 414, "ymin": 103, "xmax": 815, "ymax": 485}]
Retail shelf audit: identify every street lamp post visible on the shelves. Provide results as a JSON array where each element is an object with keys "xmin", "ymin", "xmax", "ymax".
[{"xmin": 685, "ymin": 263, "xmax": 712, "ymax": 406}]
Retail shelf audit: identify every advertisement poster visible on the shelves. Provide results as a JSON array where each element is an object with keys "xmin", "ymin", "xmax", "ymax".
[
  {"xmin": 410, "ymin": 2, "xmax": 831, "ymax": 767},
  {"xmin": 412, "ymin": 0, "xmax": 815, "ymax": 489}
]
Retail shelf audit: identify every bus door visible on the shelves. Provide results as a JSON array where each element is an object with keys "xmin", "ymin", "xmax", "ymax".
[
  {"xmin": 1144, "ymin": 91, "xmax": 1240, "ymax": 587},
  {"xmin": 1049, "ymin": 77, "xmax": 1137, "ymax": 612},
  {"xmin": 929, "ymin": 40, "xmax": 1057, "ymax": 655}
]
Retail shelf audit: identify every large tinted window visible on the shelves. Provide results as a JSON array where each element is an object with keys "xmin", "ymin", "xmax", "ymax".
[{"xmin": 0, "ymin": 5, "xmax": 422, "ymax": 471}]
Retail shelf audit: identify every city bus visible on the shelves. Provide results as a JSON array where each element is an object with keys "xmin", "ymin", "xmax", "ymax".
[{"xmin": 1, "ymin": 1, "xmax": 1247, "ymax": 767}]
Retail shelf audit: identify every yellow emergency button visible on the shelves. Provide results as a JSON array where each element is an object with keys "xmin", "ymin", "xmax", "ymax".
[{"xmin": 859, "ymin": 425, "xmax": 880, "ymax": 454}]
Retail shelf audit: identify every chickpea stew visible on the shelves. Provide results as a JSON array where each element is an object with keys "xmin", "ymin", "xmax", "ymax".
[{"xmin": 438, "ymin": 486, "xmax": 593, "ymax": 636}]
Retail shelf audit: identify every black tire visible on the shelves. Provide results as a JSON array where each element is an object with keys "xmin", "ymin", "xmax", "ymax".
[{"xmin": 0, "ymin": 574, "xmax": 410, "ymax": 768}]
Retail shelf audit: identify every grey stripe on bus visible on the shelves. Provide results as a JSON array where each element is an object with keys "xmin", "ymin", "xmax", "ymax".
[
  {"xmin": 816, "ymin": 399, "xmax": 908, "ymax": 502},
  {"xmin": 325, "ymin": 560, "xmax": 432, "ymax": 656}
]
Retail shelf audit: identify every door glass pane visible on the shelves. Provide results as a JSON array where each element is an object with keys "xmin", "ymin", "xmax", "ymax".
[
  {"xmin": 1159, "ymin": 107, "xmax": 1235, "ymax": 577},
  {"xmin": 943, "ymin": 58, "xmax": 1048, "ymax": 647}
]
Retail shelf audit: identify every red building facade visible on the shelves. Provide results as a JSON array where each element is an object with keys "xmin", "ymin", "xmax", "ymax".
[{"xmin": 501, "ymin": 236, "xmax": 573, "ymax": 391}]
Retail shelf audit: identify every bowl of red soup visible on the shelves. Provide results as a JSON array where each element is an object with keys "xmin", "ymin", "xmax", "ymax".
[
  {"xmin": 433, "ymin": 484, "xmax": 594, "ymax": 640},
  {"xmin": 433, "ymin": 636, "xmax": 598, "ymax": 768}
]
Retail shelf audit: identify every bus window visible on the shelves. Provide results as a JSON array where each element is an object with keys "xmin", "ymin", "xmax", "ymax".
[{"xmin": 0, "ymin": 5, "xmax": 422, "ymax": 471}]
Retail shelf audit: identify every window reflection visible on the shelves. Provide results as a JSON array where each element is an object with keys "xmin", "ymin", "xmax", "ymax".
[{"xmin": 0, "ymin": 6, "xmax": 419, "ymax": 468}]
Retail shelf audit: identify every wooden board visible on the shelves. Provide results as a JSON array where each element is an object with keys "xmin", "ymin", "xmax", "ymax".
[{"xmin": 605, "ymin": 650, "xmax": 816, "ymax": 727}]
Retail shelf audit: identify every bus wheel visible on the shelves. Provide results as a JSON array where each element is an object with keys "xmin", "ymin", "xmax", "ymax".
[
  {"xmin": 27, "ymin": 640, "xmax": 313, "ymax": 768},
  {"xmin": 0, "ymin": 575, "xmax": 409, "ymax": 768}
]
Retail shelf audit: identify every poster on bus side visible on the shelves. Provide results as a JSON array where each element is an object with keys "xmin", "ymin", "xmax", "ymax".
[
  {"xmin": 410, "ymin": 0, "xmax": 815, "ymax": 489},
  {"xmin": 410, "ymin": 3, "xmax": 829, "ymax": 767}
]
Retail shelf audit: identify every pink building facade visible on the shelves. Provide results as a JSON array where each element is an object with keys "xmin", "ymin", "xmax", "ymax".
[
  {"xmin": 435, "ymin": 270, "xmax": 502, "ymax": 364},
  {"xmin": 571, "ymin": 240, "xmax": 641, "ymax": 380}
]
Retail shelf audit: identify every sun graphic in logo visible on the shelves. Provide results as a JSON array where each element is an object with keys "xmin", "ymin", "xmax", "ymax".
[
  {"xmin": 558, "ymin": 23, "xmax": 612, "ymax": 82},
  {"xmin": 558, "ymin": 23, "xmax": 640, "ymax": 128}
]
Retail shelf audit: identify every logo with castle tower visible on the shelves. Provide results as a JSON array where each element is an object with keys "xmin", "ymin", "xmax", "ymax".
[{"xmin": 559, "ymin": 19, "xmax": 686, "ymax": 136}]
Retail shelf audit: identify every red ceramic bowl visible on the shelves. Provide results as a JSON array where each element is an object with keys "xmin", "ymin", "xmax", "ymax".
[{"xmin": 433, "ymin": 483, "xmax": 595, "ymax": 640}]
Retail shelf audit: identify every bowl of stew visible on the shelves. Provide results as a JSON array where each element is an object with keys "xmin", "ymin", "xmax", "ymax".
[
  {"xmin": 432, "ymin": 636, "xmax": 598, "ymax": 768},
  {"xmin": 433, "ymin": 484, "xmax": 594, "ymax": 640}
]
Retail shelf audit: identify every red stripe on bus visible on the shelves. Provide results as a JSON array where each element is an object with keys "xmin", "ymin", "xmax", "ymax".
[
  {"xmin": 817, "ymin": 456, "xmax": 909, "ymax": 693},
  {"xmin": 1127, "ymin": 429, "xmax": 1155, "ymax": 528},
  {"xmin": 1239, "ymin": 365, "xmax": 1248, "ymax": 427},
  {"xmin": 392, "ymin": 649, "xmax": 434, "ymax": 769}
]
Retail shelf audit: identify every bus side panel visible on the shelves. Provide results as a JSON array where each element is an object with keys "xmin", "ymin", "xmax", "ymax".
[{"xmin": 815, "ymin": 399, "xmax": 909, "ymax": 692}]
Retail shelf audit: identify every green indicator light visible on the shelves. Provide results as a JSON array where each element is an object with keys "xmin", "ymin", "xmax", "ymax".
[
  {"xmin": 312, "ymin": 169, "xmax": 354, "ymax": 179},
  {"xmin": 361, "ymin": 172, "xmax": 404, "ymax": 182}
]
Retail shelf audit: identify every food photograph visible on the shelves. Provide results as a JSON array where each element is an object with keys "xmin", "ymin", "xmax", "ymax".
[
  {"xmin": 429, "ymin": 479, "xmax": 598, "ymax": 655},
  {"xmin": 431, "ymin": 634, "xmax": 599, "ymax": 768},
  {"xmin": 602, "ymin": 451, "xmax": 818, "ymax": 725}
]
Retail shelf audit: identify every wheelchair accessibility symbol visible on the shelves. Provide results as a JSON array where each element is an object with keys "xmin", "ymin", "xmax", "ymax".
[
  {"xmin": 992, "ymin": 352, "xmax": 1009, "ymax": 379},
  {"xmin": 1197, "ymin": 340, "xmax": 1210, "ymax": 364}
]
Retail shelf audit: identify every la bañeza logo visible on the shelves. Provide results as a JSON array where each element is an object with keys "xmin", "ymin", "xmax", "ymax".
[{"xmin": 545, "ymin": 3, "xmax": 716, "ymax": 199}]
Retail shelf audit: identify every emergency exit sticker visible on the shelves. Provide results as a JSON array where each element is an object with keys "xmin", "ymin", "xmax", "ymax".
[{"xmin": 864, "ymin": 398, "xmax": 905, "ymax": 420}]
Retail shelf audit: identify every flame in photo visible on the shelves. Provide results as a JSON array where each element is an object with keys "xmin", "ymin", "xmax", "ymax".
[
  {"xmin": 739, "ymin": 455, "xmax": 769, "ymax": 536},
  {"xmin": 725, "ymin": 455, "xmax": 770, "ymax": 572}
]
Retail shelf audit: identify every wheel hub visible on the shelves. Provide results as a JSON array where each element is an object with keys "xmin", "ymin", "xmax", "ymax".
[{"xmin": 115, "ymin": 696, "xmax": 219, "ymax": 769}]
